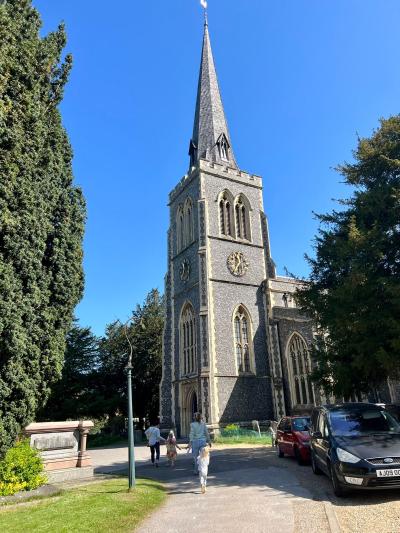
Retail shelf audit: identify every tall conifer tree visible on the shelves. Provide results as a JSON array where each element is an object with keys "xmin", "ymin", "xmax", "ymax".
[
  {"xmin": 0, "ymin": 0, "xmax": 85, "ymax": 455},
  {"xmin": 297, "ymin": 116, "xmax": 400, "ymax": 397},
  {"xmin": 99, "ymin": 289, "xmax": 164, "ymax": 421}
]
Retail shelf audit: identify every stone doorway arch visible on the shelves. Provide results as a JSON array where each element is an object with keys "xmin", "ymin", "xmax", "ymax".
[{"xmin": 181, "ymin": 385, "xmax": 198, "ymax": 437}]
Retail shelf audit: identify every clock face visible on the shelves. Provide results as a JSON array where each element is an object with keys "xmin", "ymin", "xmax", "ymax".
[
  {"xmin": 179, "ymin": 259, "xmax": 191, "ymax": 282},
  {"xmin": 227, "ymin": 251, "xmax": 249, "ymax": 277}
]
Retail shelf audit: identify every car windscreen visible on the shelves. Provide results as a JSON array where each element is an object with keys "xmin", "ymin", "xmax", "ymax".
[
  {"xmin": 292, "ymin": 418, "xmax": 310, "ymax": 431},
  {"xmin": 386, "ymin": 406, "xmax": 400, "ymax": 423},
  {"xmin": 329, "ymin": 408, "xmax": 400, "ymax": 436}
]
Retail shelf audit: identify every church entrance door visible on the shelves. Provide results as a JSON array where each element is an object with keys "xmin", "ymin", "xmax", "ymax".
[{"xmin": 181, "ymin": 385, "xmax": 198, "ymax": 437}]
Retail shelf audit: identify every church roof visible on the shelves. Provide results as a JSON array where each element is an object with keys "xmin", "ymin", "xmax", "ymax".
[{"xmin": 189, "ymin": 19, "xmax": 238, "ymax": 170}]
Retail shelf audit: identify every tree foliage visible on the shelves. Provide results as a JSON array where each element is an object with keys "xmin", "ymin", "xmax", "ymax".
[
  {"xmin": 37, "ymin": 321, "xmax": 100, "ymax": 421},
  {"xmin": 40, "ymin": 289, "xmax": 164, "ymax": 426},
  {"xmin": 296, "ymin": 116, "xmax": 400, "ymax": 397},
  {"xmin": 98, "ymin": 289, "xmax": 164, "ymax": 421},
  {"xmin": 0, "ymin": 0, "xmax": 85, "ymax": 456}
]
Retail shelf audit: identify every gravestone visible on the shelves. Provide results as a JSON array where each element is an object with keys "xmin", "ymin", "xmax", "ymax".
[{"xmin": 24, "ymin": 420, "xmax": 94, "ymax": 483}]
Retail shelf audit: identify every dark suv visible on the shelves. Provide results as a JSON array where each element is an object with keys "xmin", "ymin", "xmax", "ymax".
[
  {"xmin": 378, "ymin": 404, "xmax": 400, "ymax": 423},
  {"xmin": 310, "ymin": 403, "xmax": 400, "ymax": 497}
]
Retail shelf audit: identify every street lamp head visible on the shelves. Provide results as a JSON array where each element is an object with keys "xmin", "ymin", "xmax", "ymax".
[{"xmin": 114, "ymin": 316, "xmax": 145, "ymax": 369}]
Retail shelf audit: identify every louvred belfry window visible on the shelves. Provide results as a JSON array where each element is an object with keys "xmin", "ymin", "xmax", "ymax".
[
  {"xmin": 219, "ymin": 191, "xmax": 234, "ymax": 237},
  {"xmin": 234, "ymin": 195, "xmax": 251, "ymax": 242},
  {"xmin": 176, "ymin": 197, "xmax": 194, "ymax": 253},
  {"xmin": 217, "ymin": 133, "xmax": 230, "ymax": 161},
  {"xmin": 176, "ymin": 205, "xmax": 184, "ymax": 253},
  {"xmin": 184, "ymin": 198, "xmax": 194, "ymax": 246},
  {"xmin": 220, "ymin": 199, "xmax": 225, "ymax": 235}
]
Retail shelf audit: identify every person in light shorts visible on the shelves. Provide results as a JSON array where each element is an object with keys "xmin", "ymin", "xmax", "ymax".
[{"xmin": 197, "ymin": 446, "xmax": 210, "ymax": 494}]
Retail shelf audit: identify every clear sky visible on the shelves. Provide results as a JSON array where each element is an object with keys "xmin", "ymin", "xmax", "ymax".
[{"xmin": 32, "ymin": 0, "xmax": 400, "ymax": 336}]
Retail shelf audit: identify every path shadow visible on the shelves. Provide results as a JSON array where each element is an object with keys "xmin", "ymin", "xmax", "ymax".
[{"xmin": 97, "ymin": 445, "xmax": 400, "ymax": 508}]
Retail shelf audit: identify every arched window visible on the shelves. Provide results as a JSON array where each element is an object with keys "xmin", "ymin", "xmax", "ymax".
[
  {"xmin": 218, "ymin": 191, "xmax": 234, "ymax": 237},
  {"xmin": 220, "ymin": 138, "xmax": 228, "ymax": 160},
  {"xmin": 184, "ymin": 197, "xmax": 194, "ymax": 247},
  {"xmin": 217, "ymin": 133, "xmax": 230, "ymax": 161},
  {"xmin": 233, "ymin": 305, "xmax": 254, "ymax": 374},
  {"xmin": 287, "ymin": 334, "xmax": 314, "ymax": 406},
  {"xmin": 176, "ymin": 205, "xmax": 184, "ymax": 253},
  {"xmin": 234, "ymin": 195, "xmax": 251, "ymax": 241},
  {"xmin": 176, "ymin": 198, "xmax": 194, "ymax": 254},
  {"xmin": 180, "ymin": 303, "xmax": 197, "ymax": 376}
]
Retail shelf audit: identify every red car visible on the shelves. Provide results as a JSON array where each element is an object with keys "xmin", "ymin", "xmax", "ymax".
[{"xmin": 276, "ymin": 416, "xmax": 311, "ymax": 465}]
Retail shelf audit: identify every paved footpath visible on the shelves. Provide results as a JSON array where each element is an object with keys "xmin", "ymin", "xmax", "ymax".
[
  {"xmin": 93, "ymin": 445, "xmax": 335, "ymax": 533},
  {"xmin": 91, "ymin": 443, "xmax": 151, "ymax": 474},
  {"xmin": 91, "ymin": 444, "xmax": 400, "ymax": 533}
]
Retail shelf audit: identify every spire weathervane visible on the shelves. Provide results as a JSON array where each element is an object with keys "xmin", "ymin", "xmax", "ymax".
[
  {"xmin": 190, "ymin": 0, "xmax": 238, "ymax": 169},
  {"xmin": 200, "ymin": 0, "xmax": 208, "ymax": 25}
]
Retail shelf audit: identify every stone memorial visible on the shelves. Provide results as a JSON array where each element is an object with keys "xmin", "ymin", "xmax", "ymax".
[{"xmin": 24, "ymin": 420, "xmax": 94, "ymax": 482}]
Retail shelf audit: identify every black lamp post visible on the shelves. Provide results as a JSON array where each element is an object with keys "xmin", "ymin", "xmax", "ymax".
[
  {"xmin": 115, "ymin": 316, "xmax": 145, "ymax": 490},
  {"xmin": 126, "ymin": 363, "xmax": 135, "ymax": 489},
  {"xmin": 121, "ymin": 318, "xmax": 136, "ymax": 490}
]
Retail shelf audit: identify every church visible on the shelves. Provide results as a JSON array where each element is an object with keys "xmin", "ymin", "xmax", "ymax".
[{"xmin": 159, "ymin": 18, "xmax": 398, "ymax": 436}]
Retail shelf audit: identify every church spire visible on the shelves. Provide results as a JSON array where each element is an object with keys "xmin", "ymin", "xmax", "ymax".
[{"xmin": 189, "ymin": 20, "xmax": 238, "ymax": 169}]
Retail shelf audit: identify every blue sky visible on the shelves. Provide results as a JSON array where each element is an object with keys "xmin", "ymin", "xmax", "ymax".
[{"xmin": 33, "ymin": 0, "xmax": 400, "ymax": 336}]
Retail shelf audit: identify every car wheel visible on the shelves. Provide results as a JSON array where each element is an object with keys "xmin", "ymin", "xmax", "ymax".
[
  {"xmin": 276, "ymin": 442, "xmax": 284, "ymax": 458},
  {"xmin": 329, "ymin": 463, "xmax": 348, "ymax": 498},
  {"xmin": 294, "ymin": 446, "xmax": 304, "ymax": 466},
  {"xmin": 311, "ymin": 450, "xmax": 322, "ymax": 475}
]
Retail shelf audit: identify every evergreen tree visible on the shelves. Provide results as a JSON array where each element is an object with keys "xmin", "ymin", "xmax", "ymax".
[
  {"xmin": 99, "ymin": 289, "xmax": 164, "ymax": 421},
  {"xmin": 38, "ymin": 321, "xmax": 100, "ymax": 421},
  {"xmin": 297, "ymin": 116, "xmax": 400, "ymax": 397},
  {"xmin": 0, "ymin": 0, "xmax": 85, "ymax": 455}
]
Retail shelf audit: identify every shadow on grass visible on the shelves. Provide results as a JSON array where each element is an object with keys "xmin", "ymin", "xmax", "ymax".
[
  {"xmin": 0, "ymin": 490, "xmax": 64, "ymax": 508},
  {"xmin": 70, "ymin": 479, "xmax": 166, "ymax": 496}
]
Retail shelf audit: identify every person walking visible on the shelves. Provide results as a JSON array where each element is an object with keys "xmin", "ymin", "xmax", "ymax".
[
  {"xmin": 197, "ymin": 445, "xmax": 210, "ymax": 494},
  {"xmin": 145, "ymin": 420, "xmax": 165, "ymax": 467},
  {"xmin": 165, "ymin": 430, "xmax": 182, "ymax": 467},
  {"xmin": 189, "ymin": 412, "xmax": 211, "ymax": 474}
]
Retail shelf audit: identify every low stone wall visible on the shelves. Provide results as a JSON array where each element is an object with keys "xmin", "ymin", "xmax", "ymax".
[{"xmin": 24, "ymin": 420, "xmax": 94, "ymax": 482}]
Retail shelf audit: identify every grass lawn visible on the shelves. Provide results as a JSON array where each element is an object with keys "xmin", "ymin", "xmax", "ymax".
[
  {"xmin": 215, "ymin": 435, "xmax": 272, "ymax": 445},
  {"xmin": 0, "ymin": 478, "xmax": 166, "ymax": 533}
]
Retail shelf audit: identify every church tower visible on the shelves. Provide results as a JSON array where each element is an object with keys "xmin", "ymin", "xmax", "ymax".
[
  {"xmin": 160, "ymin": 19, "xmax": 276, "ymax": 436},
  {"xmin": 161, "ymin": 16, "xmax": 400, "ymax": 429}
]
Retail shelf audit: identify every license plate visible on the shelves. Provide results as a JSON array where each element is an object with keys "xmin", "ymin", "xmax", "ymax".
[{"xmin": 376, "ymin": 469, "xmax": 400, "ymax": 477}]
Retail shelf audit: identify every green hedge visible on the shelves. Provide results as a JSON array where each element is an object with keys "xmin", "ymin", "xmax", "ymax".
[
  {"xmin": 0, "ymin": 440, "xmax": 47, "ymax": 496},
  {"xmin": 215, "ymin": 424, "xmax": 273, "ymax": 445}
]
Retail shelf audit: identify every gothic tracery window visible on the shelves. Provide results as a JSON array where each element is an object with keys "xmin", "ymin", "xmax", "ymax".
[
  {"xmin": 184, "ymin": 197, "xmax": 194, "ymax": 246},
  {"xmin": 234, "ymin": 195, "xmax": 251, "ymax": 241},
  {"xmin": 288, "ymin": 334, "xmax": 314, "ymax": 406},
  {"xmin": 234, "ymin": 305, "xmax": 254, "ymax": 374},
  {"xmin": 219, "ymin": 191, "xmax": 234, "ymax": 237},
  {"xmin": 180, "ymin": 303, "xmax": 197, "ymax": 376},
  {"xmin": 176, "ymin": 197, "xmax": 194, "ymax": 253},
  {"xmin": 176, "ymin": 205, "xmax": 184, "ymax": 253}
]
